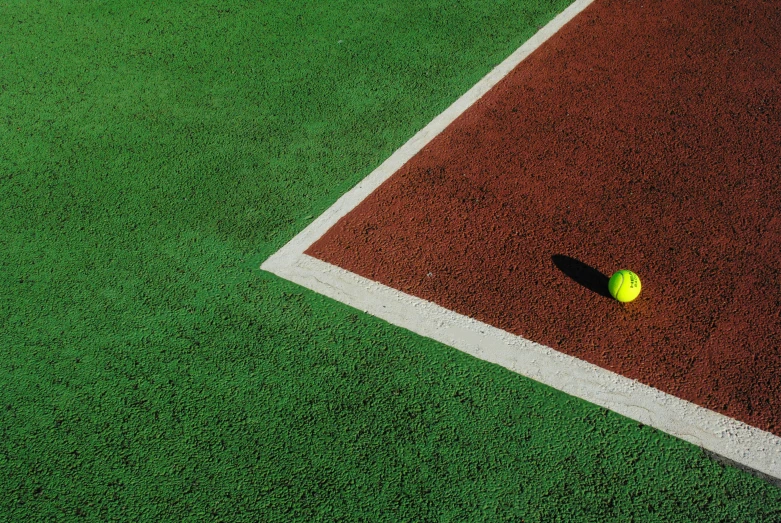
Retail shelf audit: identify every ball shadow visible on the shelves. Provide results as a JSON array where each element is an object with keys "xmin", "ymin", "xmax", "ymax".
[{"xmin": 551, "ymin": 255, "xmax": 611, "ymax": 299}]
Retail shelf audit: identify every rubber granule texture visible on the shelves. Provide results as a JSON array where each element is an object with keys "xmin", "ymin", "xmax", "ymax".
[{"xmin": 308, "ymin": 0, "xmax": 781, "ymax": 435}]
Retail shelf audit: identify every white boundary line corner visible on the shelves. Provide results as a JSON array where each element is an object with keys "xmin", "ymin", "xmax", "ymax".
[
  {"xmin": 261, "ymin": 0, "xmax": 781, "ymax": 483},
  {"xmin": 262, "ymin": 0, "xmax": 596, "ymax": 269}
]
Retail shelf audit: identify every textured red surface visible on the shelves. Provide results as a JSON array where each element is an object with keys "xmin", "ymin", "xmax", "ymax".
[{"xmin": 308, "ymin": 0, "xmax": 781, "ymax": 435}]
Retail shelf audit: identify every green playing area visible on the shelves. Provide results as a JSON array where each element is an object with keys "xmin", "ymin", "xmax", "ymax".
[{"xmin": 2, "ymin": 0, "xmax": 780, "ymax": 520}]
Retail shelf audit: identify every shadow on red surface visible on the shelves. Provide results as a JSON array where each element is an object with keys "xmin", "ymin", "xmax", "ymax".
[{"xmin": 551, "ymin": 255, "xmax": 611, "ymax": 299}]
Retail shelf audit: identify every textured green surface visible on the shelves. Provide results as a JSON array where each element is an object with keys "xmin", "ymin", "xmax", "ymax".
[{"xmin": 1, "ymin": 0, "xmax": 780, "ymax": 521}]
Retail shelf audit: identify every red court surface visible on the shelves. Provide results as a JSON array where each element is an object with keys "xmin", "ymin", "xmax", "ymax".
[{"xmin": 308, "ymin": 0, "xmax": 781, "ymax": 436}]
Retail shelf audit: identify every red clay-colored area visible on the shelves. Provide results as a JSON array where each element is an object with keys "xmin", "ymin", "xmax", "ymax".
[{"xmin": 308, "ymin": 0, "xmax": 781, "ymax": 435}]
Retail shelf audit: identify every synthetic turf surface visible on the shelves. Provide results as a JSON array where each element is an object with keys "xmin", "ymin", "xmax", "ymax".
[{"xmin": 2, "ymin": 0, "xmax": 781, "ymax": 521}]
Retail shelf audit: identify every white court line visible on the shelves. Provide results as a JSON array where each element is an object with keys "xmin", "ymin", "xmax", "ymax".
[{"xmin": 261, "ymin": 0, "xmax": 781, "ymax": 482}]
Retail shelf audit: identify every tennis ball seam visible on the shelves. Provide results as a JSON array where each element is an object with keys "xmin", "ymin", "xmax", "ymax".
[
  {"xmin": 616, "ymin": 270, "xmax": 641, "ymax": 302},
  {"xmin": 609, "ymin": 271, "xmax": 623, "ymax": 300}
]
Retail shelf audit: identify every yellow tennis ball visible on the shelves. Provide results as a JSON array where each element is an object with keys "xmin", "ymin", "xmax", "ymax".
[{"xmin": 608, "ymin": 270, "xmax": 642, "ymax": 302}]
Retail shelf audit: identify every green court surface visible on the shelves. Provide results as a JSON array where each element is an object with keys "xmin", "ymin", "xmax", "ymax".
[{"xmin": 1, "ymin": 0, "xmax": 780, "ymax": 521}]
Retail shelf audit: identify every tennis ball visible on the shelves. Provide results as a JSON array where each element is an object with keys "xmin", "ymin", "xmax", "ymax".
[{"xmin": 608, "ymin": 270, "xmax": 642, "ymax": 302}]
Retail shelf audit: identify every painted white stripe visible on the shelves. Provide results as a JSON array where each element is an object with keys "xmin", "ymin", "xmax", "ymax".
[
  {"xmin": 261, "ymin": 0, "xmax": 781, "ymax": 482},
  {"xmin": 265, "ymin": 0, "xmax": 597, "ymax": 264},
  {"xmin": 264, "ymin": 255, "xmax": 781, "ymax": 480}
]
